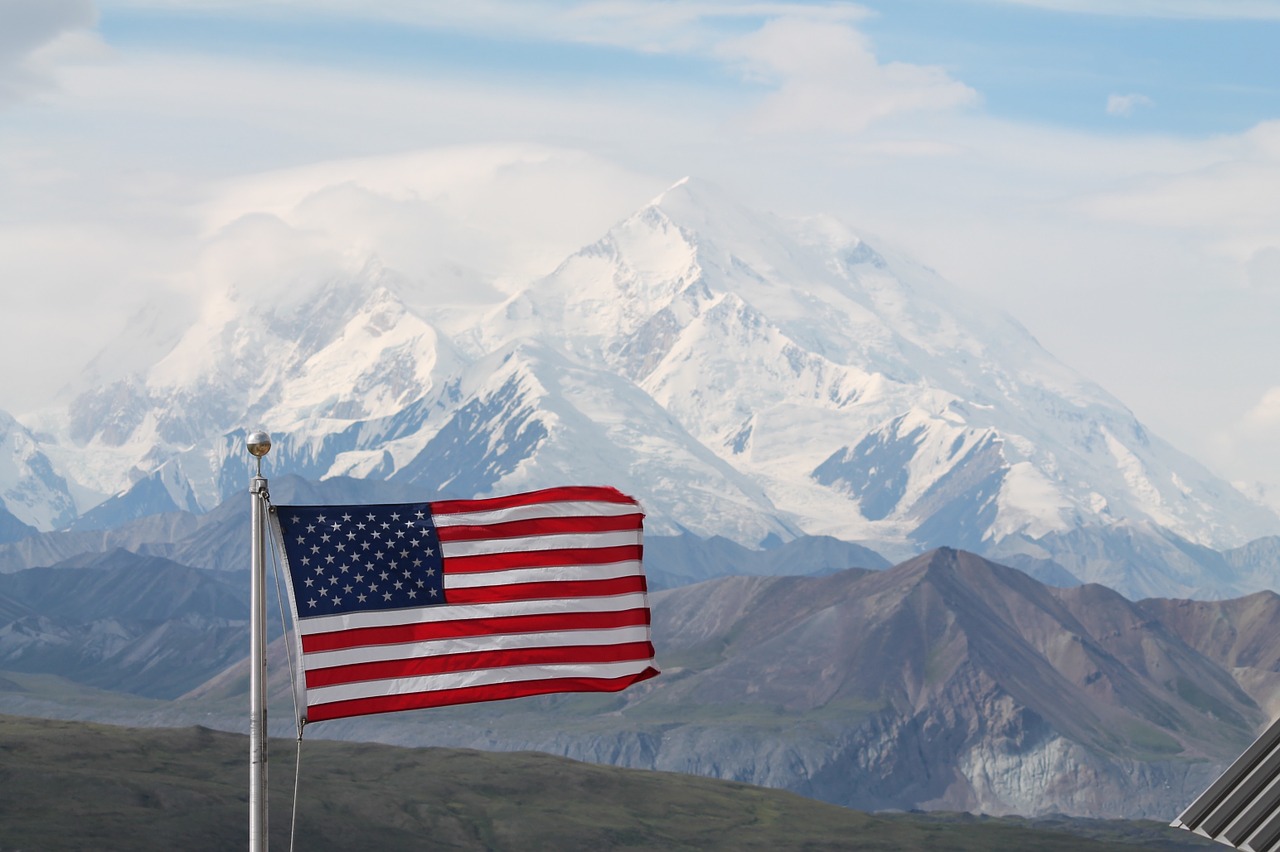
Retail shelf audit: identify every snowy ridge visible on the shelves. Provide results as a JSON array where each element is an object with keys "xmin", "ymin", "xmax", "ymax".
[
  {"xmin": 0, "ymin": 410, "xmax": 75, "ymax": 531},
  {"xmin": 6, "ymin": 177, "xmax": 1278, "ymax": 596}
]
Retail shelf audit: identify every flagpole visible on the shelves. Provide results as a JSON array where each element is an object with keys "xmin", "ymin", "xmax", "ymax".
[{"xmin": 248, "ymin": 430, "xmax": 272, "ymax": 852}]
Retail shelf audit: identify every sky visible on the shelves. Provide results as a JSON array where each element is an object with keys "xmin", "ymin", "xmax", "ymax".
[{"xmin": 1, "ymin": 0, "xmax": 1278, "ymax": 503}]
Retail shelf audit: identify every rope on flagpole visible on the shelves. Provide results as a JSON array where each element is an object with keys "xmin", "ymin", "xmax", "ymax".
[
  {"xmin": 266, "ymin": 506, "xmax": 303, "ymax": 738},
  {"xmin": 266, "ymin": 494, "xmax": 305, "ymax": 852},
  {"xmin": 289, "ymin": 733, "xmax": 303, "ymax": 852}
]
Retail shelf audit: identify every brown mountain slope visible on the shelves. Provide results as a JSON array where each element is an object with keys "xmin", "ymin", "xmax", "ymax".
[
  {"xmin": 10, "ymin": 547, "xmax": 1274, "ymax": 820},
  {"xmin": 1137, "ymin": 591, "xmax": 1280, "ymax": 716},
  {"xmin": 232, "ymin": 548, "xmax": 1264, "ymax": 818}
]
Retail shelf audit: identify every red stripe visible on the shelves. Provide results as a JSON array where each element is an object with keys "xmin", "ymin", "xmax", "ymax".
[
  {"xmin": 446, "ymin": 576, "xmax": 646, "ymax": 606},
  {"xmin": 305, "ymin": 642, "xmax": 656, "ymax": 688},
  {"xmin": 435, "ymin": 512, "xmax": 643, "ymax": 542},
  {"xmin": 305, "ymin": 667, "xmax": 660, "ymax": 722},
  {"xmin": 430, "ymin": 486, "xmax": 637, "ymax": 516},
  {"xmin": 301, "ymin": 608, "xmax": 652, "ymax": 653},
  {"xmin": 444, "ymin": 544, "xmax": 643, "ymax": 575}
]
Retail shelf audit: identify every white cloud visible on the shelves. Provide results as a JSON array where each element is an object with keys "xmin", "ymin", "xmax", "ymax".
[
  {"xmin": 1214, "ymin": 387, "xmax": 1280, "ymax": 506},
  {"xmin": 1074, "ymin": 120, "xmax": 1280, "ymax": 274},
  {"xmin": 1246, "ymin": 246, "xmax": 1280, "ymax": 289},
  {"xmin": 1244, "ymin": 388, "xmax": 1280, "ymax": 429},
  {"xmin": 1106, "ymin": 92, "xmax": 1154, "ymax": 117},
  {"xmin": 0, "ymin": 0, "xmax": 98, "ymax": 104},
  {"xmin": 204, "ymin": 144, "xmax": 665, "ymax": 295},
  {"xmin": 717, "ymin": 18, "xmax": 978, "ymax": 134}
]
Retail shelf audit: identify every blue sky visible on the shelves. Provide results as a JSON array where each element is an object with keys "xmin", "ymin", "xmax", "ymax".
[
  {"xmin": 87, "ymin": 1, "xmax": 1278, "ymax": 135},
  {"xmin": 867, "ymin": 2, "xmax": 1277, "ymax": 133},
  {"xmin": 2, "ymin": 0, "xmax": 1279, "ymax": 502}
]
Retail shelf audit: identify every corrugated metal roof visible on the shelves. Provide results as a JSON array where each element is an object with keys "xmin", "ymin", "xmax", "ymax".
[{"xmin": 1174, "ymin": 715, "xmax": 1280, "ymax": 851}]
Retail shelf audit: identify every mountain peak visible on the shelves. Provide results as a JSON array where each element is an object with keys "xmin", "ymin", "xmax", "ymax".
[{"xmin": 6, "ymin": 175, "xmax": 1277, "ymax": 600}]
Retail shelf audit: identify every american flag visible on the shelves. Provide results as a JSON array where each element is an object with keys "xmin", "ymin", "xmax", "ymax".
[{"xmin": 272, "ymin": 486, "xmax": 658, "ymax": 723}]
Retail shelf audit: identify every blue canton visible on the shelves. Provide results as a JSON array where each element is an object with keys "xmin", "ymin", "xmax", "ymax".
[{"xmin": 275, "ymin": 503, "xmax": 446, "ymax": 618}]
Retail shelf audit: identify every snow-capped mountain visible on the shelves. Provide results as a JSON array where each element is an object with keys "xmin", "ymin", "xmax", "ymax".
[
  {"xmin": 10, "ymin": 177, "xmax": 1279, "ymax": 596},
  {"xmin": 0, "ymin": 409, "xmax": 75, "ymax": 534}
]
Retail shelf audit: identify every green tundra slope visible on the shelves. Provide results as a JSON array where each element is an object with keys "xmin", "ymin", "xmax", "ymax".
[{"xmin": 0, "ymin": 715, "xmax": 1212, "ymax": 851}]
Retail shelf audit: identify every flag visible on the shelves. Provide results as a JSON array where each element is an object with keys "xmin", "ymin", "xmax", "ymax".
[{"xmin": 271, "ymin": 486, "xmax": 659, "ymax": 723}]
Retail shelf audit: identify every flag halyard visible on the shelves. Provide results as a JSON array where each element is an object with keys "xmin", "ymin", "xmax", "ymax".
[{"xmin": 272, "ymin": 486, "xmax": 658, "ymax": 723}]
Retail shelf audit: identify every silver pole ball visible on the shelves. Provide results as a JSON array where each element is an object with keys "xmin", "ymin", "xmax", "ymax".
[{"xmin": 247, "ymin": 430, "xmax": 272, "ymax": 458}]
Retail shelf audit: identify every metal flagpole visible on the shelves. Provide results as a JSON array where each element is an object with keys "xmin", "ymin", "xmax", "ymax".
[{"xmin": 248, "ymin": 430, "xmax": 272, "ymax": 852}]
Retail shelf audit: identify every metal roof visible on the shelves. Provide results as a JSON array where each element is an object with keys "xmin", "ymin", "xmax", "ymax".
[{"xmin": 1175, "ymin": 715, "xmax": 1280, "ymax": 851}]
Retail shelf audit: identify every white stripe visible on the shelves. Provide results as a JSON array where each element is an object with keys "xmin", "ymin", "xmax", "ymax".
[
  {"xmin": 303, "ymin": 625, "xmax": 652, "ymax": 670},
  {"xmin": 441, "ymin": 529, "xmax": 641, "ymax": 557},
  {"xmin": 431, "ymin": 500, "xmax": 639, "ymax": 527},
  {"xmin": 443, "ymin": 561, "xmax": 642, "ymax": 588},
  {"xmin": 308, "ymin": 659, "xmax": 653, "ymax": 706},
  {"xmin": 298, "ymin": 591, "xmax": 650, "ymax": 635}
]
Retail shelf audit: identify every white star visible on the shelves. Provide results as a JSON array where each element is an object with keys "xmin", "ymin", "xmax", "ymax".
[
  {"xmin": 390, "ymin": 512, "xmax": 400, "ymax": 521},
  {"xmin": 308, "ymin": 599, "xmax": 317, "ymax": 608},
  {"xmin": 304, "ymin": 578, "xmax": 314, "ymax": 587},
  {"xmin": 429, "ymin": 588, "xmax": 439, "ymax": 597},
  {"xmin": 383, "ymin": 591, "xmax": 393, "ymax": 601},
  {"xmin": 342, "ymin": 513, "xmax": 352, "ymax": 522}
]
